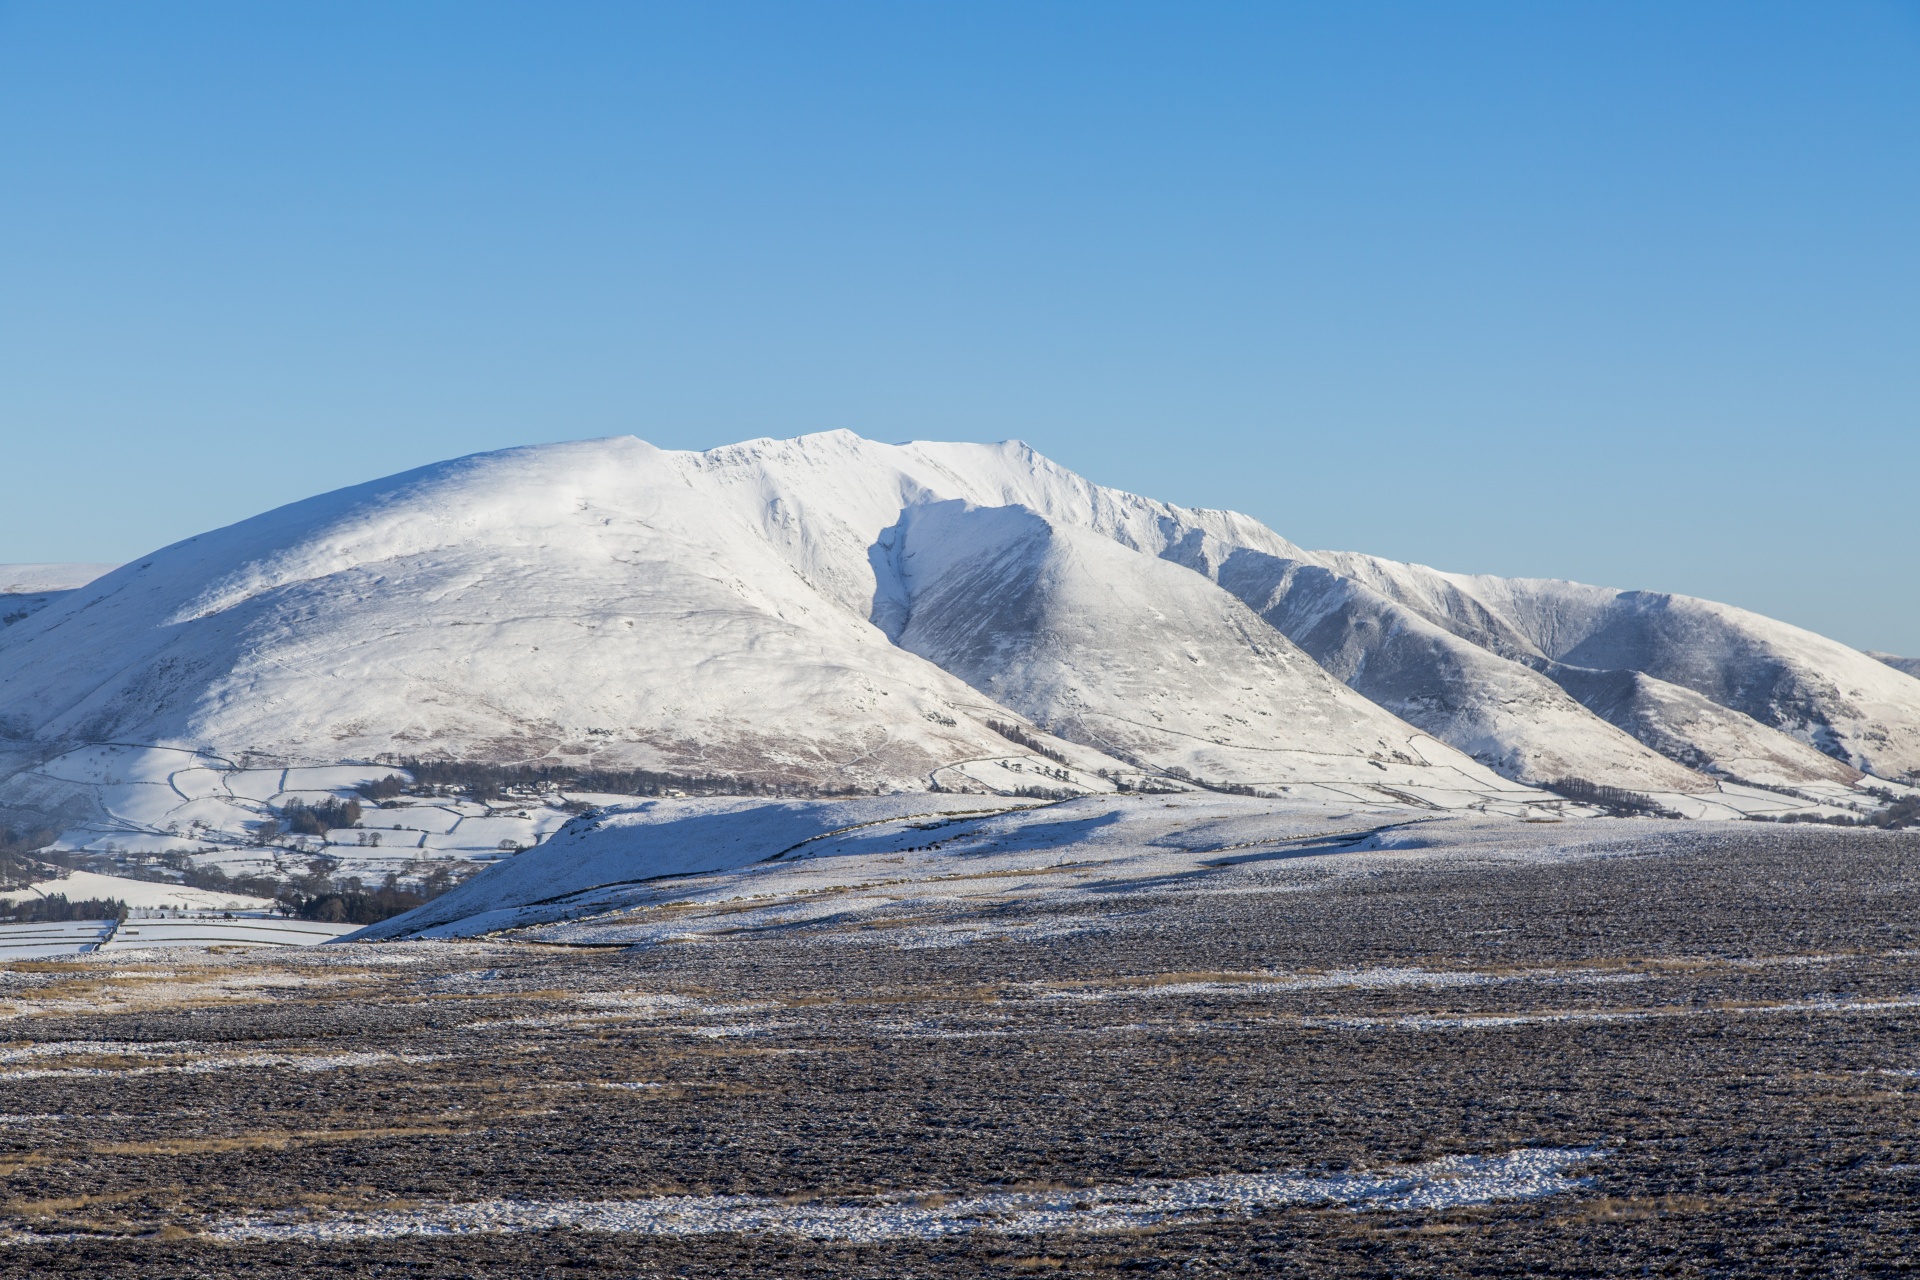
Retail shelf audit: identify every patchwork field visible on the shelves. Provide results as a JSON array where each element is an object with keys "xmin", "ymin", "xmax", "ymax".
[{"xmin": 0, "ymin": 819, "xmax": 1914, "ymax": 1277}]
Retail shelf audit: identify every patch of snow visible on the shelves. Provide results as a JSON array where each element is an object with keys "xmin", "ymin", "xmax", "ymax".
[
  {"xmin": 196, "ymin": 1146, "xmax": 1603, "ymax": 1243},
  {"xmin": 0, "ymin": 869, "xmax": 275, "ymax": 914},
  {"xmin": 0, "ymin": 1048, "xmax": 449, "ymax": 1081}
]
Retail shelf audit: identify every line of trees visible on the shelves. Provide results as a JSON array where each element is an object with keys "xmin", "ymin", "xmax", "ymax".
[
  {"xmin": 984, "ymin": 720, "xmax": 1070, "ymax": 766},
  {"xmin": 0, "ymin": 894, "xmax": 127, "ymax": 924},
  {"xmin": 1159, "ymin": 765, "xmax": 1258, "ymax": 797},
  {"xmin": 277, "ymin": 797, "xmax": 363, "ymax": 836},
  {"xmin": 1546, "ymin": 777, "xmax": 1682, "ymax": 818},
  {"xmin": 152, "ymin": 853, "xmax": 470, "ymax": 924},
  {"xmin": 0, "ymin": 826, "xmax": 57, "ymax": 891},
  {"xmin": 277, "ymin": 863, "xmax": 470, "ymax": 924},
  {"xmin": 382, "ymin": 758, "xmax": 869, "ymax": 802},
  {"xmin": 1753, "ymin": 793, "xmax": 1920, "ymax": 829}
]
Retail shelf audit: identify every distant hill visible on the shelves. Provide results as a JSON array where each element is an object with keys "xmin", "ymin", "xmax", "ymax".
[
  {"xmin": 0, "ymin": 563, "xmax": 119, "ymax": 630},
  {"xmin": 1869, "ymin": 651, "xmax": 1920, "ymax": 680},
  {"xmin": 0, "ymin": 564, "xmax": 118, "ymax": 594}
]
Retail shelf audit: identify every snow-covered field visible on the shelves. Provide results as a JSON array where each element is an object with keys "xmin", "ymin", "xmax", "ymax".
[
  {"xmin": 2, "ymin": 743, "xmax": 575, "ymax": 884},
  {"xmin": 0, "ymin": 867, "xmax": 339, "ymax": 955},
  {"xmin": 0, "ymin": 868, "xmax": 276, "ymax": 913},
  {"xmin": 0, "ymin": 914, "xmax": 356, "ymax": 957},
  {"xmin": 0, "ymin": 919, "xmax": 119, "ymax": 960},
  {"xmin": 102, "ymin": 916, "xmax": 360, "ymax": 950},
  {"xmin": 360, "ymin": 791, "xmax": 1825, "ymax": 944}
]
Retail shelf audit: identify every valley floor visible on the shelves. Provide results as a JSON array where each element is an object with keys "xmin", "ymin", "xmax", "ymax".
[{"xmin": 0, "ymin": 821, "xmax": 1915, "ymax": 1276}]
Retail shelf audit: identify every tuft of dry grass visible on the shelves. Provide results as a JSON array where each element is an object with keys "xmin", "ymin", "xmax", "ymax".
[
  {"xmin": 91, "ymin": 1123, "xmax": 462, "ymax": 1158},
  {"xmin": 1559, "ymin": 1194, "xmax": 1715, "ymax": 1223}
]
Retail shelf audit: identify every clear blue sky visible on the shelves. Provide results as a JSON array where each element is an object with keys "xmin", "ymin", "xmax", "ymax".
[{"xmin": 3, "ymin": 2, "xmax": 1916, "ymax": 652}]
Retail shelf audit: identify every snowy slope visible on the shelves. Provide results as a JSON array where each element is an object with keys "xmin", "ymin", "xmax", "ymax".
[
  {"xmin": 1310, "ymin": 556, "xmax": 1920, "ymax": 783},
  {"xmin": 1195, "ymin": 549, "xmax": 1710, "ymax": 790},
  {"xmin": 859, "ymin": 439, "xmax": 1755, "ymax": 793},
  {"xmin": 0, "ymin": 564, "xmax": 118, "ymax": 594},
  {"xmin": 1543, "ymin": 666, "xmax": 1861, "ymax": 789},
  {"xmin": 883, "ymin": 500, "xmax": 1526, "ymax": 800},
  {"xmin": 357, "ymin": 793, "xmax": 1709, "ymax": 944},
  {"xmin": 358, "ymin": 792, "xmax": 1411, "ymax": 940},
  {"xmin": 352, "ymin": 793, "xmax": 1055, "ymax": 940},
  {"xmin": 0, "ymin": 563, "xmax": 118, "ymax": 632},
  {"xmin": 0, "ymin": 439, "xmax": 1130, "ymax": 791},
  {"xmin": 1545, "ymin": 591, "xmax": 1920, "ymax": 781},
  {"xmin": 1871, "ymin": 652, "xmax": 1920, "ymax": 680}
]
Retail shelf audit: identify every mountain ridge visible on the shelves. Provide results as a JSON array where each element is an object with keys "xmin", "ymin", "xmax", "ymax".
[{"xmin": 2, "ymin": 433, "xmax": 1913, "ymax": 843}]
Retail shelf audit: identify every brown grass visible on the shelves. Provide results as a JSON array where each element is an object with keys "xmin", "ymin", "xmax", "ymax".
[
  {"xmin": 1558, "ymin": 1194, "xmax": 1716, "ymax": 1223},
  {"xmin": 91, "ymin": 1123, "xmax": 463, "ymax": 1158}
]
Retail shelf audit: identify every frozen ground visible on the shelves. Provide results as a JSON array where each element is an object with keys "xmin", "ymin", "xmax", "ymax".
[
  {"xmin": 0, "ymin": 913, "xmax": 357, "ymax": 959},
  {"xmin": 0, "ymin": 817, "xmax": 1911, "ymax": 1276},
  {"xmin": 359, "ymin": 792, "xmax": 1890, "ymax": 944},
  {"xmin": 6, "ymin": 743, "xmax": 1887, "ymax": 905}
]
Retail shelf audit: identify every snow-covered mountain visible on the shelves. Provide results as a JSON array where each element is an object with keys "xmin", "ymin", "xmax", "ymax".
[
  {"xmin": 1, "ymin": 432, "xmax": 1912, "ymax": 851},
  {"xmin": 0, "ymin": 564, "xmax": 118, "ymax": 594},
  {"xmin": 1871, "ymin": 652, "xmax": 1920, "ymax": 680},
  {"xmin": 0, "ymin": 435, "xmax": 1523, "ymax": 809},
  {"xmin": 1288, "ymin": 554, "xmax": 1920, "ymax": 784},
  {"xmin": 1196, "ymin": 548, "xmax": 1712, "ymax": 791},
  {"xmin": 0, "ymin": 563, "xmax": 118, "ymax": 631},
  {"xmin": 0, "ymin": 440, "xmax": 1048, "ymax": 792},
  {"xmin": 882, "ymin": 500, "xmax": 1506, "ymax": 796}
]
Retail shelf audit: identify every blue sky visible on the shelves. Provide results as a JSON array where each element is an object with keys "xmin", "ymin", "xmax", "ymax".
[{"xmin": 2, "ymin": 2, "xmax": 1916, "ymax": 651}]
